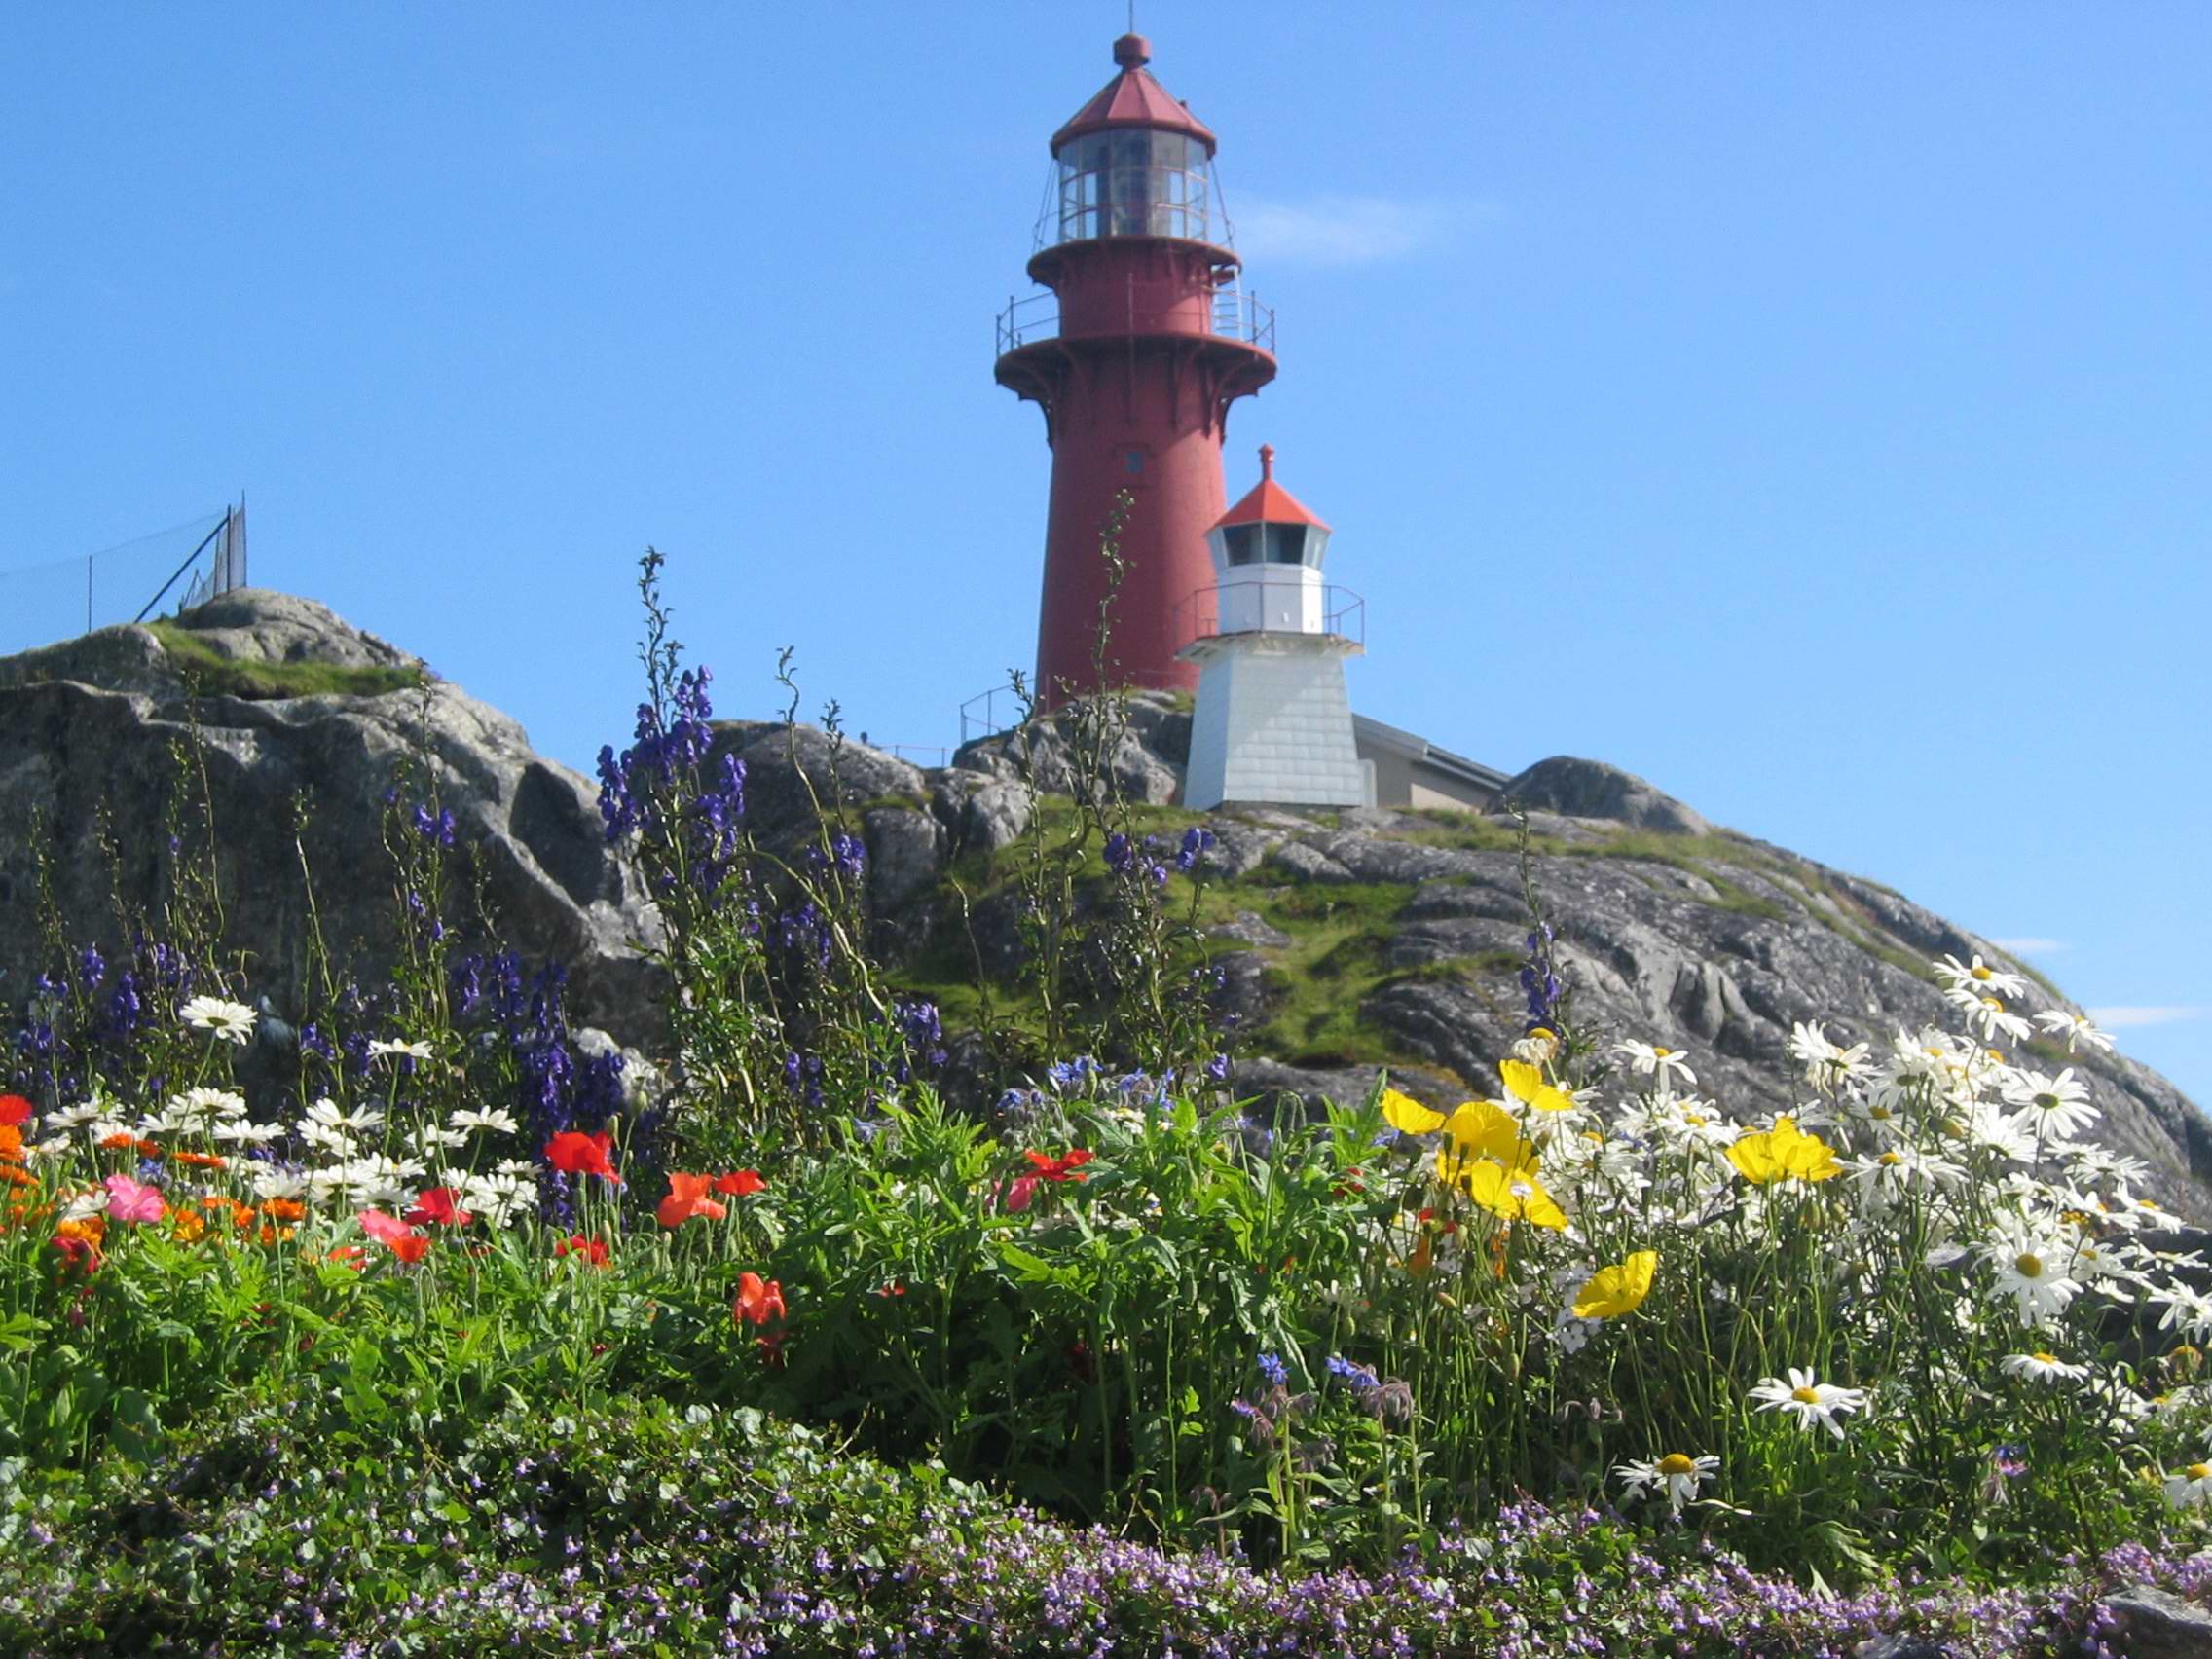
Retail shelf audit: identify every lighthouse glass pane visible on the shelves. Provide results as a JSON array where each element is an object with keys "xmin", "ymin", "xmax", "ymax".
[
  {"xmin": 1265, "ymin": 524, "xmax": 1308, "ymax": 565},
  {"xmin": 1222, "ymin": 525, "xmax": 1262, "ymax": 566},
  {"xmin": 1054, "ymin": 131, "xmax": 1213, "ymax": 243}
]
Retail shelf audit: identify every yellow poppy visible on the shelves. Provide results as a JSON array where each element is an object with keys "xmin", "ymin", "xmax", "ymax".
[
  {"xmin": 1442, "ymin": 1100, "xmax": 1540, "ymax": 1175},
  {"xmin": 1441, "ymin": 1152, "xmax": 1567, "ymax": 1230},
  {"xmin": 1499, "ymin": 1058, "xmax": 1578, "ymax": 1114},
  {"xmin": 1571, "ymin": 1249, "xmax": 1658, "ymax": 1319},
  {"xmin": 1725, "ymin": 1116, "xmax": 1841, "ymax": 1185},
  {"xmin": 1381, "ymin": 1088, "xmax": 1446, "ymax": 1136}
]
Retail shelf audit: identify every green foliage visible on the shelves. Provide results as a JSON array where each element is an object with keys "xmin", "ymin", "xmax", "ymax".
[
  {"xmin": 145, "ymin": 620, "xmax": 427, "ymax": 700},
  {"xmin": 2, "ymin": 547, "xmax": 2201, "ymax": 1651}
]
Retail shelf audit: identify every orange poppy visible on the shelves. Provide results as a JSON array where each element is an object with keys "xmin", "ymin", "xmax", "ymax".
[{"xmin": 733, "ymin": 1272, "xmax": 787, "ymax": 1326}]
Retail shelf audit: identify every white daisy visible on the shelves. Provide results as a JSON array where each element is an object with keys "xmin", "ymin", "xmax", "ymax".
[
  {"xmin": 2033, "ymin": 1008, "xmax": 2115, "ymax": 1055},
  {"xmin": 1985, "ymin": 1235, "xmax": 2083, "ymax": 1327},
  {"xmin": 1614, "ymin": 1452, "xmax": 1719, "ymax": 1513},
  {"xmin": 299, "ymin": 1120, "xmax": 357, "ymax": 1157},
  {"xmin": 449, "ymin": 1106, "xmax": 522, "ymax": 1137},
  {"xmin": 304, "ymin": 1097, "xmax": 385, "ymax": 1136},
  {"xmin": 1788, "ymin": 1022, "xmax": 1870, "ymax": 1092},
  {"xmin": 461, "ymin": 1170, "xmax": 534, "ymax": 1227},
  {"xmin": 412, "ymin": 1124, "xmax": 470, "ymax": 1154},
  {"xmin": 2000, "ymin": 1351, "xmax": 2087, "ymax": 1385},
  {"xmin": 212, "ymin": 1119, "xmax": 286, "ymax": 1146},
  {"xmin": 249, "ymin": 1167, "xmax": 310, "ymax": 1202},
  {"xmin": 60, "ymin": 1187, "xmax": 110, "ymax": 1221},
  {"xmin": 2166, "ymin": 1461, "xmax": 2212, "ymax": 1509},
  {"xmin": 179, "ymin": 996, "xmax": 257, "ymax": 1046},
  {"xmin": 1614, "ymin": 1041, "xmax": 1697, "ymax": 1089},
  {"xmin": 46, "ymin": 1101, "xmax": 105, "ymax": 1130},
  {"xmin": 173, "ymin": 1086, "xmax": 248, "ymax": 1122},
  {"xmin": 2001, "ymin": 1069, "xmax": 2098, "ymax": 1143},
  {"xmin": 367, "ymin": 1038, "xmax": 434, "ymax": 1063},
  {"xmin": 1935, "ymin": 953, "xmax": 2030, "ymax": 999},
  {"xmin": 2147, "ymin": 1282, "xmax": 2212, "ymax": 1342},
  {"xmin": 1750, "ymin": 1367, "xmax": 1868, "ymax": 1439},
  {"xmin": 1944, "ymin": 985, "xmax": 2034, "ymax": 1045}
]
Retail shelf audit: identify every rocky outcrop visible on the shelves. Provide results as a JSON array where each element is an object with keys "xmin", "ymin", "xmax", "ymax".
[
  {"xmin": 8, "ymin": 595, "xmax": 2203, "ymax": 1217},
  {"xmin": 1497, "ymin": 756, "xmax": 1713, "ymax": 837},
  {"xmin": 0, "ymin": 592, "xmax": 662, "ymax": 1044}
]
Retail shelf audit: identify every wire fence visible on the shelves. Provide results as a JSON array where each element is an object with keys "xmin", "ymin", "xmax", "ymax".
[{"xmin": 0, "ymin": 503, "xmax": 247, "ymax": 659}]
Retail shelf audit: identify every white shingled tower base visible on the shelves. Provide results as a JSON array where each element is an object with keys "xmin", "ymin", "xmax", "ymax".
[{"xmin": 1182, "ymin": 633, "xmax": 1367, "ymax": 810}]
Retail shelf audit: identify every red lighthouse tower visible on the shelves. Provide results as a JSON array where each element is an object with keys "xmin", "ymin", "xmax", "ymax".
[{"xmin": 996, "ymin": 34, "xmax": 1277, "ymax": 706}]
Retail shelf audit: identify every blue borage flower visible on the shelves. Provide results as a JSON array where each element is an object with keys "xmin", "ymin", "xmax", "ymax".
[{"xmin": 1326, "ymin": 1354, "xmax": 1380, "ymax": 1392}]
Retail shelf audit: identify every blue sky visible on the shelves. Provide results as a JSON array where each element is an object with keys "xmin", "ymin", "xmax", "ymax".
[{"xmin": 5, "ymin": 4, "xmax": 2207, "ymax": 1103}]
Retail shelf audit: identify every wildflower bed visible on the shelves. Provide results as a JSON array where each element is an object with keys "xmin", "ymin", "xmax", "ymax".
[{"xmin": 6, "ymin": 555, "xmax": 2212, "ymax": 1654}]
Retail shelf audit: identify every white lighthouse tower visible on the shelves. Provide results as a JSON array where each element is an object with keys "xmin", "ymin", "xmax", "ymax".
[{"xmin": 1178, "ymin": 446, "xmax": 1369, "ymax": 810}]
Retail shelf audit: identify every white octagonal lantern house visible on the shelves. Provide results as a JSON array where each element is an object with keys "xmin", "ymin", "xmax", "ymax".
[{"xmin": 1176, "ymin": 446, "xmax": 1370, "ymax": 810}]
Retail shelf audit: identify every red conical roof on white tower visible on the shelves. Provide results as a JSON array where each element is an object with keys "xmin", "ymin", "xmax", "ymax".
[{"xmin": 1214, "ymin": 444, "xmax": 1330, "ymax": 532}]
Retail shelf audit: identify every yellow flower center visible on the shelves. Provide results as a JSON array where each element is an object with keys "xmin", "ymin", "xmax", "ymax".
[
  {"xmin": 1791, "ymin": 1385, "xmax": 1821, "ymax": 1404},
  {"xmin": 2016, "ymin": 1253, "xmax": 2045, "ymax": 1278},
  {"xmin": 2034, "ymin": 1093, "xmax": 2062, "ymax": 1112},
  {"xmin": 1869, "ymin": 1105, "xmax": 1893, "ymax": 1120},
  {"xmin": 1980, "ymin": 996, "xmax": 2004, "ymax": 1012},
  {"xmin": 1653, "ymin": 1047, "xmax": 1673, "ymax": 1059},
  {"xmin": 2144, "ymin": 1199, "xmax": 2165, "ymax": 1212},
  {"xmin": 1657, "ymin": 1453, "xmax": 1698, "ymax": 1476},
  {"xmin": 1529, "ymin": 1028, "xmax": 1556, "ymax": 1043},
  {"xmin": 2032, "ymin": 1352, "xmax": 2058, "ymax": 1366},
  {"xmin": 1972, "ymin": 964, "xmax": 1993, "ymax": 981},
  {"xmin": 2191, "ymin": 1463, "xmax": 2211, "ymax": 1481},
  {"xmin": 1879, "ymin": 1151, "xmax": 1903, "ymax": 1166}
]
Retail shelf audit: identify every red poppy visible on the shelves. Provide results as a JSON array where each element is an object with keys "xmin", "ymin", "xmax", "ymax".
[
  {"xmin": 872, "ymin": 1280, "xmax": 907, "ymax": 1298},
  {"xmin": 325, "ymin": 1244, "xmax": 367, "ymax": 1272},
  {"xmin": 387, "ymin": 1232, "xmax": 431, "ymax": 1265},
  {"xmin": 50, "ymin": 1234, "xmax": 101, "ymax": 1275},
  {"xmin": 1023, "ymin": 1148, "xmax": 1094, "ymax": 1183},
  {"xmin": 0, "ymin": 1095, "xmax": 32, "ymax": 1127},
  {"xmin": 544, "ymin": 1130, "xmax": 622, "ymax": 1184},
  {"xmin": 656, "ymin": 1172, "xmax": 728, "ymax": 1229},
  {"xmin": 733, "ymin": 1272, "xmax": 787, "ymax": 1326},
  {"xmin": 556, "ymin": 1233, "xmax": 610, "ymax": 1267},
  {"xmin": 404, "ymin": 1187, "xmax": 474, "ymax": 1228},
  {"xmin": 713, "ymin": 1168, "xmax": 766, "ymax": 1197}
]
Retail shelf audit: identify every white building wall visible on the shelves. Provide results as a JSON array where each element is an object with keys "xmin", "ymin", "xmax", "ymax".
[{"xmin": 1183, "ymin": 637, "xmax": 1365, "ymax": 810}]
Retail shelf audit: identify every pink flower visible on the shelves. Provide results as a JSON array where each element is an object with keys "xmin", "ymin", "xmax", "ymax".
[
  {"xmin": 358, "ymin": 1208, "xmax": 430, "ymax": 1264},
  {"xmin": 999, "ymin": 1174, "xmax": 1040, "ymax": 1214},
  {"xmin": 103, "ymin": 1173, "xmax": 166, "ymax": 1225}
]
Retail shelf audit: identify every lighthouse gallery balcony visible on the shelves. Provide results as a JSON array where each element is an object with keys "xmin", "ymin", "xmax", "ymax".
[{"xmin": 995, "ymin": 284, "xmax": 1275, "ymax": 358}]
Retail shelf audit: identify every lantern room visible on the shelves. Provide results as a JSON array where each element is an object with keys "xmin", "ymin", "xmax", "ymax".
[
  {"xmin": 1048, "ymin": 35, "xmax": 1219, "ymax": 246},
  {"xmin": 1202, "ymin": 445, "xmax": 1335, "ymax": 635}
]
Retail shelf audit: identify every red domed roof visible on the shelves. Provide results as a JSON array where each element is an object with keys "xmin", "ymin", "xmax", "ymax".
[
  {"xmin": 1051, "ymin": 34, "xmax": 1218, "ymax": 154},
  {"xmin": 1214, "ymin": 446, "xmax": 1329, "ymax": 531}
]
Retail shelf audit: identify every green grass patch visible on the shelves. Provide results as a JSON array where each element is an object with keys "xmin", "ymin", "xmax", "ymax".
[{"xmin": 149, "ymin": 620, "xmax": 426, "ymax": 701}]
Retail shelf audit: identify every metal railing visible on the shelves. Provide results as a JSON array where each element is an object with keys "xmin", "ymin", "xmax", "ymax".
[
  {"xmin": 1174, "ymin": 578, "xmax": 1364, "ymax": 648},
  {"xmin": 994, "ymin": 286, "xmax": 1275, "ymax": 358},
  {"xmin": 959, "ymin": 669, "xmax": 1195, "ymax": 748}
]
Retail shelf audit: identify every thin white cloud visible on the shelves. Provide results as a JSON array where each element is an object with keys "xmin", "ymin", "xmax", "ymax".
[
  {"xmin": 1991, "ymin": 938, "xmax": 2068, "ymax": 955},
  {"xmin": 2086, "ymin": 1006, "xmax": 2205, "ymax": 1030},
  {"xmin": 1229, "ymin": 193, "xmax": 1493, "ymax": 267}
]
